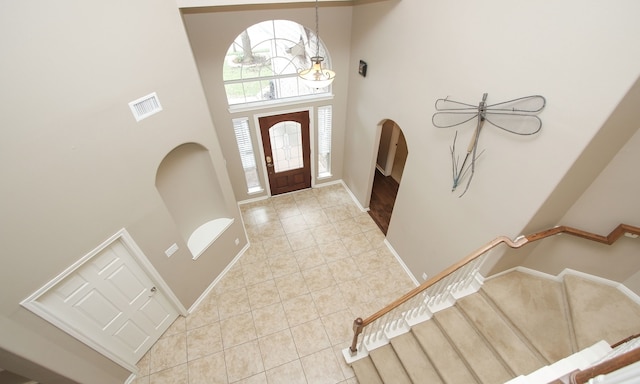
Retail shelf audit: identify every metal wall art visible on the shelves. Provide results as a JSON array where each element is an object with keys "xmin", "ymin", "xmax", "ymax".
[{"xmin": 432, "ymin": 93, "xmax": 546, "ymax": 197}]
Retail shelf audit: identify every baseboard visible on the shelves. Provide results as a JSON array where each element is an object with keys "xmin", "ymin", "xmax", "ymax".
[
  {"xmin": 339, "ymin": 180, "xmax": 369, "ymax": 212},
  {"xmin": 187, "ymin": 243, "xmax": 249, "ymax": 314},
  {"xmin": 384, "ymin": 239, "xmax": 420, "ymax": 286}
]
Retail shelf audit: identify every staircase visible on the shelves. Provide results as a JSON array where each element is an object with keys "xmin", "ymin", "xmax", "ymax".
[{"xmin": 349, "ymin": 269, "xmax": 640, "ymax": 384}]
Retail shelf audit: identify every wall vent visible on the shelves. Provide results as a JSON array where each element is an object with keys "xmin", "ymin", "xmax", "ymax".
[{"xmin": 129, "ymin": 92, "xmax": 162, "ymax": 122}]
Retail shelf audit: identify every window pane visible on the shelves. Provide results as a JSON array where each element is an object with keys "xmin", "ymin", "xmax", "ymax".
[
  {"xmin": 232, "ymin": 118, "xmax": 262, "ymax": 192},
  {"xmin": 223, "ymin": 20, "xmax": 332, "ymax": 106},
  {"xmin": 269, "ymin": 121, "xmax": 303, "ymax": 173},
  {"xmin": 318, "ymin": 105, "xmax": 332, "ymax": 177}
]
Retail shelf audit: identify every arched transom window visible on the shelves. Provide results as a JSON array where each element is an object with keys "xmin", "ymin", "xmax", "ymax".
[{"xmin": 223, "ymin": 20, "xmax": 332, "ymax": 106}]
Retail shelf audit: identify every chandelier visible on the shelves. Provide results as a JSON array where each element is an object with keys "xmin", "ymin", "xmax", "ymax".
[{"xmin": 298, "ymin": 0, "xmax": 336, "ymax": 89}]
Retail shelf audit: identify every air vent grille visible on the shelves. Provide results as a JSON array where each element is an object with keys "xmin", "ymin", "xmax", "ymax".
[{"xmin": 129, "ymin": 92, "xmax": 162, "ymax": 122}]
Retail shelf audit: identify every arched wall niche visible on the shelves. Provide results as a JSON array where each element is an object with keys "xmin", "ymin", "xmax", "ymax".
[{"xmin": 156, "ymin": 142, "xmax": 233, "ymax": 259}]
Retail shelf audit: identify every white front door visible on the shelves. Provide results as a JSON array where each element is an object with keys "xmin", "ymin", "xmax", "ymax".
[{"xmin": 22, "ymin": 230, "xmax": 179, "ymax": 370}]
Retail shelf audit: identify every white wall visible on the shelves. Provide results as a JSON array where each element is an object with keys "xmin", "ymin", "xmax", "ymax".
[
  {"xmin": 182, "ymin": 4, "xmax": 352, "ymax": 202},
  {"xmin": 343, "ymin": 0, "xmax": 640, "ymax": 281},
  {"xmin": 0, "ymin": 0, "xmax": 246, "ymax": 382},
  {"xmin": 521, "ymin": 125, "xmax": 640, "ymax": 290}
]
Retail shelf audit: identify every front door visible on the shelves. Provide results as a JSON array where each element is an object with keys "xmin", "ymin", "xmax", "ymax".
[{"xmin": 259, "ymin": 111, "xmax": 311, "ymax": 195}]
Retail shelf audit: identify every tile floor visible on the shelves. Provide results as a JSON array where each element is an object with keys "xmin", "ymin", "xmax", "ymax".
[{"xmin": 132, "ymin": 184, "xmax": 416, "ymax": 384}]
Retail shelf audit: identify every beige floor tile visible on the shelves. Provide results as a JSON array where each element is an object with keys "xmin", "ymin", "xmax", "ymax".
[
  {"xmin": 187, "ymin": 351, "xmax": 227, "ymax": 384},
  {"xmin": 242, "ymin": 260, "xmax": 274, "ymax": 287},
  {"xmin": 217, "ymin": 287, "xmax": 251, "ymax": 320},
  {"xmin": 282, "ymin": 293, "xmax": 320, "ymax": 327},
  {"xmin": 281, "ymin": 214, "xmax": 309, "ymax": 234},
  {"xmin": 287, "ymin": 229, "xmax": 317, "ymax": 251},
  {"xmin": 186, "ymin": 295, "xmax": 220, "ymax": 330},
  {"xmin": 276, "ymin": 205, "xmax": 302, "ymax": 219},
  {"xmin": 252, "ymin": 302, "xmax": 289, "ymax": 337},
  {"xmin": 240, "ymin": 242, "xmax": 267, "ymax": 265},
  {"xmin": 362, "ymin": 229, "xmax": 386, "ymax": 249},
  {"xmin": 291, "ymin": 318, "xmax": 331, "ymax": 357},
  {"xmin": 302, "ymin": 265, "xmax": 335, "ymax": 292},
  {"xmin": 131, "ymin": 374, "xmax": 150, "ymax": 384},
  {"xmin": 262, "ymin": 235, "xmax": 293, "ymax": 256},
  {"xmin": 300, "ymin": 347, "xmax": 345, "ymax": 384},
  {"xmin": 187, "ymin": 322, "xmax": 223, "ymax": 361},
  {"xmin": 321, "ymin": 309, "xmax": 354, "ymax": 346},
  {"xmin": 296, "ymin": 197, "xmax": 322, "ymax": 213},
  {"xmin": 341, "ymin": 233, "xmax": 373, "ymax": 256},
  {"xmin": 220, "ymin": 312, "xmax": 257, "ymax": 349},
  {"xmin": 324, "ymin": 205, "xmax": 352, "ymax": 223},
  {"xmin": 354, "ymin": 249, "xmax": 386, "ymax": 275},
  {"xmin": 311, "ymin": 284, "xmax": 348, "ymax": 317},
  {"xmin": 142, "ymin": 184, "xmax": 418, "ymax": 384},
  {"xmin": 354, "ymin": 215, "xmax": 380, "ymax": 233},
  {"xmin": 214, "ymin": 265, "xmax": 246, "ymax": 295},
  {"xmin": 265, "ymin": 360, "xmax": 308, "ymax": 384},
  {"xmin": 258, "ymin": 329, "xmax": 299, "ymax": 370},
  {"xmin": 161, "ymin": 316, "xmax": 186, "ymax": 339},
  {"xmin": 318, "ymin": 241, "xmax": 350, "ymax": 263},
  {"xmin": 235, "ymin": 372, "xmax": 268, "ymax": 384},
  {"xmin": 136, "ymin": 349, "xmax": 151, "ymax": 377},
  {"xmin": 310, "ymin": 223, "xmax": 341, "ymax": 245},
  {"xmin": 148, "ymin": 363, "xmax": 188, "ymax": 384},
  {"xmin": 268, "ymin": 252, "xmax": 300, "ymax": 278},
  {"xmin": 224, "ymin": 340, "xmax": 265, "ymax": 383},
  {"xmin": 294, "ymin": 246, "xmax": 326, "ymax": 271},
  {"xmin": 302, "ymin": 209, "xmax": 330, "ymax": 228},
  {"xmin": 149, "ymin": 333, "xmax": 187, "ymax": 374},
  {"xmin": 327, "ymin": 257, "xmax": 362, "ymax": 283},
  {"xmin": 332, "ymin": 218, "xmax": 362, "ymax": 238},
  {"xmin": 275, "ymin": 271, "xmax": 309, "ymax": 301},
  {"xmin": 246, "ymin": 279, "xmax": 281, "ymax": 310},
  {"xmin": 338, "ymin": 277, "xmax": 376, "ymax": 305},
  {"xmin": 332, "ymin": 344, "xmax": 355, "ymax": 380},
  {"xmin": 255, "ymin": 221, "xmax": 286, "ymax": 240}
]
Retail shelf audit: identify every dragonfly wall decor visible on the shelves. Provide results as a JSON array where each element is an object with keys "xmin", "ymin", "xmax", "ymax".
[{"xmin": 432, "ymin": 93, "xmax": 546, "ymax": 197}]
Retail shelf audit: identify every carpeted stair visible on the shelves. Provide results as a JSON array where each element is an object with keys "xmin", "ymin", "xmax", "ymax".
[{"xmin": 350, "ymin": 270, "xmax": 640, "ymax": 384}]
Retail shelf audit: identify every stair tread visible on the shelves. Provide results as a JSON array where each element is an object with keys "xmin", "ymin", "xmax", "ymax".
[
  {"xmin": 482, "ymin": 271, "xmax": 573, "ymax": 362},
  {"xmin": 352, "ymin": 356, "xmax": 383, "ymax": 384},
  {"xmin": 564, "ymin": 274, "xmax": 640, "ymax": 349},
  {"xmin": 457, "ymin": 292, "xmax": 546, "ymax": 376},
  {"xmin": 413, "ymin": 319, "xmax": 479, "ymax": 383},
  {"xmin": 390, "ymin": 332, "xmax": 444, "ymax": 383},
  {"xmin": 369, "ymin": 344, "xmax": 412, "ymax": 384},
  {"xmin": 435, "ymin": 306, "xmax": 513, "ymax": 384}
]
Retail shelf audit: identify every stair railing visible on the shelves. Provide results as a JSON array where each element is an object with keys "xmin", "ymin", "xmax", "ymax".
[{"xmin": 348, "ymin": 223, "xmax": 640, "ymax": 357}]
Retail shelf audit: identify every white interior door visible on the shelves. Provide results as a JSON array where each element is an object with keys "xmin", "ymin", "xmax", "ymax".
[{"xmin": 22, "ymin": 229, "xmax": 179, "ymax": 371}]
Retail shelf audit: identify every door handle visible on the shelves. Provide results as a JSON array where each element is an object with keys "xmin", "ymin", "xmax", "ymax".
[
  {"xmin": 266, "ymin": 156, "xmax": 273, "ymax": 167},
  {"xmin": 148, "ymin": 286, "xmax": 157, "ymax": 297}
]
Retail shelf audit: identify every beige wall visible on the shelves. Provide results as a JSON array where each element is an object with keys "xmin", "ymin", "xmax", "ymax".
[
  {"xmin": 520, "ymin": 124, "xmax": 640, "ymax": 290},
  {"xmin": 181, "ymin": 3, "xmax": 352, "ymax": 201},
  {"xmin": 343, "ymin": 0, "xmax": 640, "ymax": 281},
  {"xmin": 0, "ymin": 0, "xmax": 246, "ymax": 382}
]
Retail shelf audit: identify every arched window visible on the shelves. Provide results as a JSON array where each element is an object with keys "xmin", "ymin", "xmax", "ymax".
[{"xmin": 223, "ymin": 20, "xmax": 332, "ymax": 106}]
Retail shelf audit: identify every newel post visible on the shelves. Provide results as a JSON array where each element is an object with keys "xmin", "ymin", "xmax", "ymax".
[{"xmin": 349, "ymin": 317, "xmax": 364, "ymax": 355}]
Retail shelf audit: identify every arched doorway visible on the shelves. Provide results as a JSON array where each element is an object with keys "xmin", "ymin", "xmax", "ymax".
[{"xmin": 369, "ymin": 119, "xmax": 408, "ymax": 234}]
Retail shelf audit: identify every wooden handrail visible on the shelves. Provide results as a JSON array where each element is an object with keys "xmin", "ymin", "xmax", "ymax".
[
  {"xmin": 525, "ymin": 224, "xmax": 640, "ymax": 244},
  {"xmin": 570, "ymin": 347, "xmax": 640, "ymax": 383},
  {"xmin": 349, "ymin": 223, "xmax": 640, "ymax": 354}
]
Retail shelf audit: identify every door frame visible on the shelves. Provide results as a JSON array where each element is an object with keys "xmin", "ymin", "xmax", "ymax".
[
  {"xmin": 253, "ymin": 107, "xmax": 316, "ymax": 196},
  {"xmin": 20, "ymin": 228, "xmax": 187, "ymax": 372}
]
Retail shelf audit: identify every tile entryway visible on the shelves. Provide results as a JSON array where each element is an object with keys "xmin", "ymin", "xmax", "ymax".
[{"xmin": 132, "ymin": 184, "xmax": 416, "ymax": 384}]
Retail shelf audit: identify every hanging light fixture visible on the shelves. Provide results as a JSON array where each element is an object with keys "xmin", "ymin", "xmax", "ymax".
[{"xmin": 298, "ymin": 0, "xmax": 336, "ymax": 89}]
